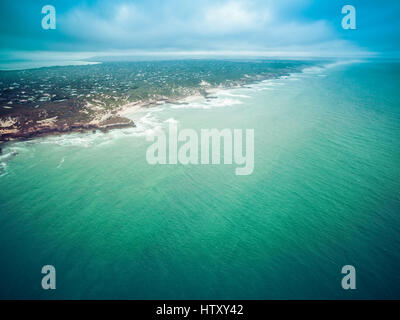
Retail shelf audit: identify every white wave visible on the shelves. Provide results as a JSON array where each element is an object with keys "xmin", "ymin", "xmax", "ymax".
[
  {"xmin": 243, "ymin": 78, "xmax": 285, "ymax": 92},
  {"xmin": 0, "ymin": 146, "xmax": 25, "ymax": 162},
  {"xmin": 252, "ymin": 86, "xmax": 277, "ymax": 92},
  {"xmin": 217, "ymin": 91, "xmax": 251, "ymax": 98},
  {"xmin": 0, "ymin": 162, "xmax": 7, "ymax": 177},
  {"xmin": 0, "ymin": 146, "xmax": 24, "ymax": 177},
  {"xmin": 171, "ymin": 97, "xmax": 243, "ymax": 109},
  {"xmin": 17, "ymin": 108, "xmax": 164, "ymax": 148},
  {"xmin": 0, "ymin": 151, "xmax": 15, "ymax": 162},
  {"xmin": 38, "ymin": 134, "xmax": 99, "ymax": 148},
  {"xmin": 1, "ymin": 145, "xmax": 28, "ymax": 154},
  {"xmin": 130, "ymin": 112, "xmax": 164, "ymax": 137},
  {"xmin": 57, "ymin": 157, "xmax": 65, "ymax": 168},
  {"xmin": 264, "ymin": 81, "xmax": 285, "ymax": 86}
]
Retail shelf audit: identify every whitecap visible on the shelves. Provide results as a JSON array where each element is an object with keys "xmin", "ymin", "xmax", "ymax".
[
  {"xmin": 57, "ymin": 157, "xmax": 65, "ymax": 168},
  {"xmin": 170, "ymin": 97, "xmax": 243, "ymax": 110},
  {"xmin": 217, "ymin": 91, "xmax": 250, "ymax": 98},
  {"xmin": 0, "ymin": 162, "xmax": 7, "ymax": 177}
]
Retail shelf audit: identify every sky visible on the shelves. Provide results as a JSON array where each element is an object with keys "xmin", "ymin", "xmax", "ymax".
[{"xmin": 0, "ymin": 0, "xmax": 399, "ymax": 61}]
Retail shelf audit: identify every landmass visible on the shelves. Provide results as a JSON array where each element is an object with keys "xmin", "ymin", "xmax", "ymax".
[{"xmin": 0, "ymin": 60, "xmax": 311, "ymax": 144}]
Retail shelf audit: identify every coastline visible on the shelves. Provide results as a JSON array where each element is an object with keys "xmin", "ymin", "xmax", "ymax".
[
  {"xmin": 0, "ymin": 64, "xmax": 309, "ymax": 145},
  {"xmin": 0, "ymin": 114, "xmax": 135, "ymax": 143}
]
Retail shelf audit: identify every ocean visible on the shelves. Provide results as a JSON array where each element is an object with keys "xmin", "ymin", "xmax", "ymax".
[{"xmin": 0, "ymin": 60, "xmax": 399, "ymax": 299}]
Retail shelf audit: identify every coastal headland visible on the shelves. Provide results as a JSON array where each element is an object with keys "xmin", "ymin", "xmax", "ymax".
[{"xmin": 0, "ymin": 60, "xmax": 310, "ymax": 143}]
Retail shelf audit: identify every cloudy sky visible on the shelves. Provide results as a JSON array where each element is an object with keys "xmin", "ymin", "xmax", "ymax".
[{"xmin": 0, "ymin": 0, "xmax": 399, "ymax": 61}]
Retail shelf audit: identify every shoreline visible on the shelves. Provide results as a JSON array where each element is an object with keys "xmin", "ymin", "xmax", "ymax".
[
  {"xmin": 0, "ymin": 116, "xmax": 135, "ymax": 143},
  {"xmin": 0, "ymin": 66, "xmax": 307, "ymax": 146}
]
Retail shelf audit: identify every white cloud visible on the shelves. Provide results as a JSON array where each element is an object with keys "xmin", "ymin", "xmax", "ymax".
[
  {"xmin": 202, "ymin": 1, "xmax": 270, "ymax": 33},
  {"xmin": 53, "ymin": 0, "xmax": 370, "ymax": 57},
  {"xmin": 61, "ymin": 3, "xmax": 144, "ymax": 43},
  {"xmin": 115, "ymin": 4, "xmax": 137, "ymax": 22}
]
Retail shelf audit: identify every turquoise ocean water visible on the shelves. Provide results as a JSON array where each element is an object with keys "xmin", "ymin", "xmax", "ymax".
[{"xmin": 0, "ymin": 60, "xmax": 399, "ymax": 299}]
